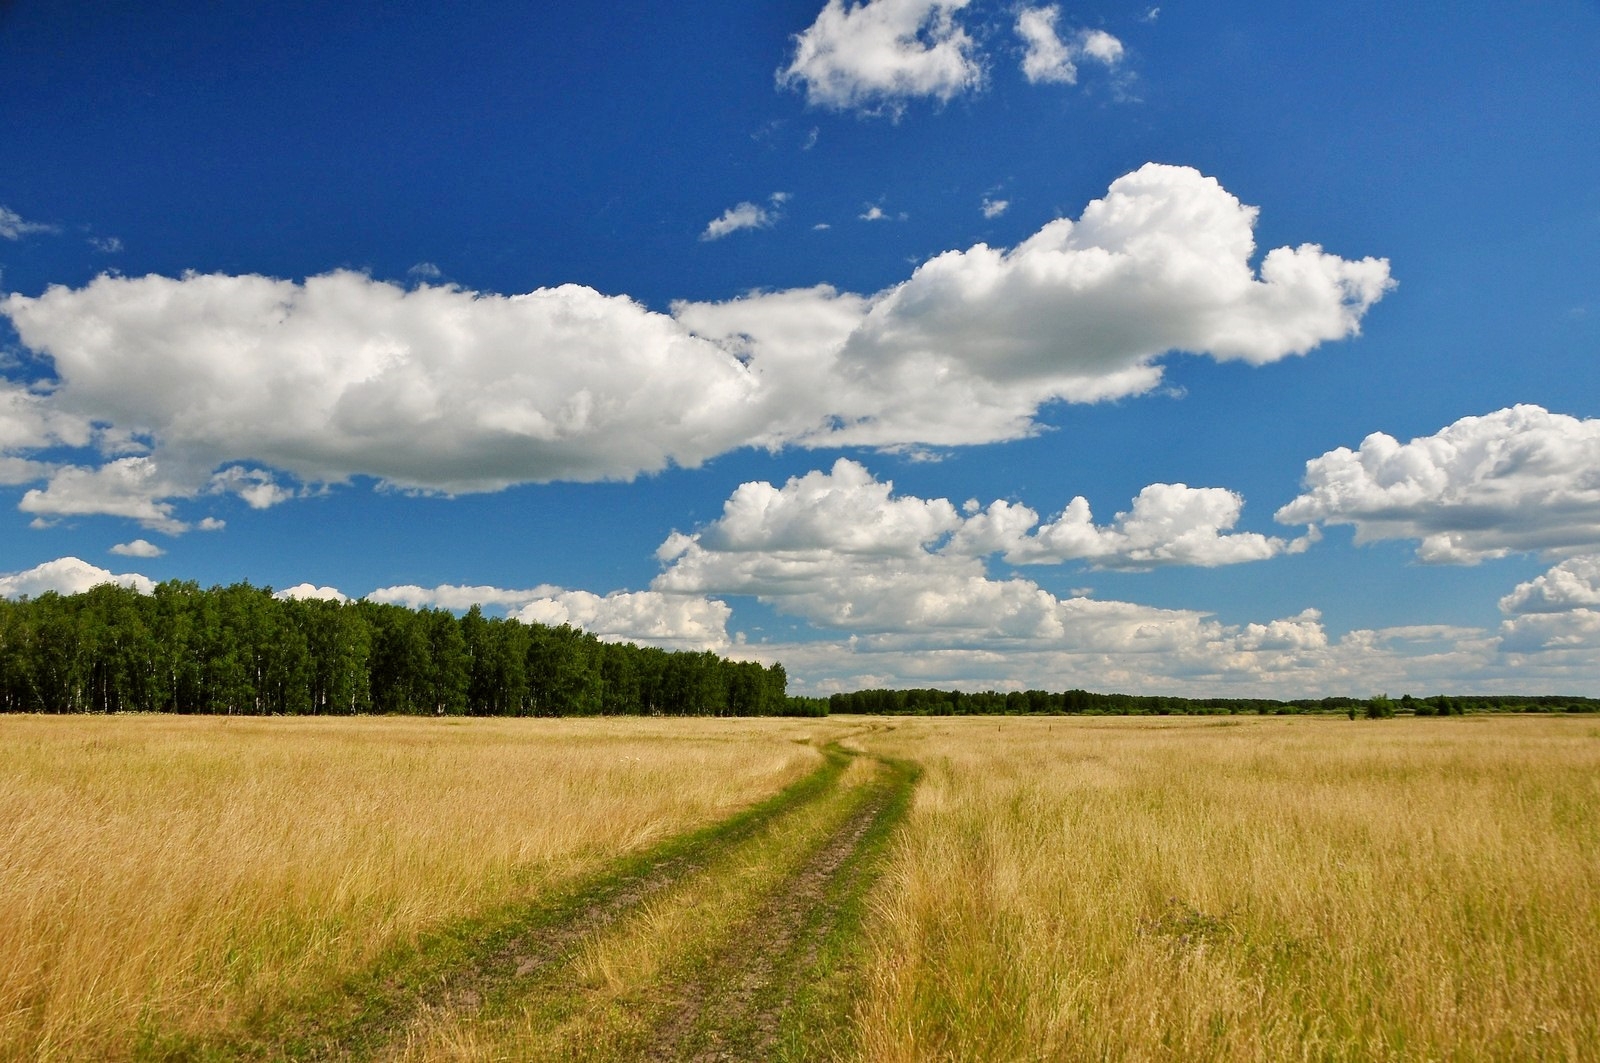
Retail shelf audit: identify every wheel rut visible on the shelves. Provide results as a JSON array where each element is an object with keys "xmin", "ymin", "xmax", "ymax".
[{"xmin": 643, "ymin": 773, "xmax": 904, "ymax": 1062}]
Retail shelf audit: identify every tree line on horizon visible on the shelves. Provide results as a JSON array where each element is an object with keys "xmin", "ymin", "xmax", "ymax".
[
  {"xmin": 3, "ymin": 583, "xmax": 1594, "ymax": 719},
  {"xmin": 0, "ymin": 581, "xmax": 803, "ymax": 717},
  {"xmin": 821, "ymin": 687, "xmax": 1600, "ymax": 717}
]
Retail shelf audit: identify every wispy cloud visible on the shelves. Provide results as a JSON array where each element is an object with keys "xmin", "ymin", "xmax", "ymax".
[
  {"xmin": 1016, "ymin": 6, "xmax": 1125, "ymax": 85},
  {"xmin": 702, "ymin": 192, "xmax": 789, "ymax": 240},
  {"xmin": 0, "ymin": 206, "xmax": 56, "ymax": 241}
]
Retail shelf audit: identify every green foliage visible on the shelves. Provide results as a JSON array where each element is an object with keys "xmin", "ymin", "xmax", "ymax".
[
  {"xmin": 0, "ymin": 583, "xmax": 795, "ymax": 718},
  {"xmin": 1365, "ymin": 695, "xmax": 1397, "ymax": 719}
]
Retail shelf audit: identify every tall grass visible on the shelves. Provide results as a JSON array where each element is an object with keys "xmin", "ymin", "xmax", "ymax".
[
  {"xmin": 0, "ymin": 714, "xmax": 828, "ymax": 1060},
  {"xmin": 854, "ymin": 715, "xmax": 1600, "ymax": 1061}
]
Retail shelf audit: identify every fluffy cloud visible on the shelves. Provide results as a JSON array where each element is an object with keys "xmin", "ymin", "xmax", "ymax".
[
  {"xmin": 2, "ymin": 166, "xmax": 1389, "ymax": 528},
  {"xmin": 274, "ymin": 583, "xmax": 349, "ymax": 603},
  {"xmin": 702, "ymin": 193, "xmax": 789, "ymax": 241},
  {"xmin": 688, "ymin": 459, "xmax": 960, "ymax": 556},
  {"xmin": 1277, "ymin": 406, "xmax": 1600, "ymax": 563},
  {"xmin": 0, "ymin": 382, "xmax": 88, "ymax": 487},
  {"xmin": 3, "ymin": 271, "xmax": 763, "ymax": 521},
  {"xmin": 368, "ymin": 580, "xmax": 730, "ymax": 649},
  {"xmin": 1499, "ymin": 556, "xmax": 1600, "ymax": 615},
  {"xmin": 683, "ymin": 164, "xmax": 1391, "ymax": 449},
  {"xmin": 1497, "ymin": 609, "xmax": 1600, "ymax": 657},
  {"xmin": 983, "ymin": 482, "xmax": 1315, "ymax": 569},
  {"xmin": 512, "ymin": 590, "xmax": 731, "ymax": 650},
  {"xmin": 704, "ymin": 202, "xmax": 771, "ymax": 240},
  {"xmin": 779, "ymin": 0, "xmax": 983, "ymax": 114},
  {"xmin": 0, "ymin": 381, "xmax": 90, "ymax": 454},
  {"xmin": 1496, "ymin": 556, "xmax": 1600, "ymax": 657},
  {"xmin": 654, "ymin": 460, "xmax": 1304, "ymax": 647},
  {"xmin": 20, "ymin": 457, "xmax": 192, "ymax": 533},
  {"xmin": 1015, "ymin": 6, "xmax": 1124, "ymax": 85},
  {"xmin": 646, "ymin": 460, "xmax": 1600, "ymax": 697},
  {"xmin": 109, "ymin": 538, "xmax": 164, "ymax": 558},
  {"xmin": 0, "ymin": 556, "xmax": 154, "ymax": 598}
]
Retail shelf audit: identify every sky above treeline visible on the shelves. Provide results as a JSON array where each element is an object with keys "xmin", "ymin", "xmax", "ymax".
[{"xmin": 2, "ymin": 0, "xmax": 1598, "ymax": 697}]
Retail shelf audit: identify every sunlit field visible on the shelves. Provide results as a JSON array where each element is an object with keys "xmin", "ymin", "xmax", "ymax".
[
  {"xmin": 5, "ymin": 713, "xmax": 1597, "ymax": 1061},
  {"xmin": 853, "ymin": 715, "xmax": 1600, "ymax": 1061},
  {"xmin": 0, "ymin": 714, "xmax": 834, "ymax": 1060}
]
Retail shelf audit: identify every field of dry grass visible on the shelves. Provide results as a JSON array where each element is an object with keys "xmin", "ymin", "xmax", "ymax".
[
  {"xmin": 5, "ymin": 712, "xmax": 1598, "ymax": 1061},
  {"xmin": 852, "ymin": 715, "xmax": 1600, "ymax": 1061},
  {"xmin": 0, "ymin": 714, "xmax": 835, "ymax": 1060}
]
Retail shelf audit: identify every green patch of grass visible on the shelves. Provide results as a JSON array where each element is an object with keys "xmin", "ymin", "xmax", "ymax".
[{"xmin": 767, "ymin": 755, "xmax": 922, "ymax": 1062}]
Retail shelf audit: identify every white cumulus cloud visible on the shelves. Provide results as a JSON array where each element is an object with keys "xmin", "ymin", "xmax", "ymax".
[
  {"xmin": 3, "ymin": 271, "xmax": 763, "ymax": 522},
  {"xmin": 512, "ymin": 590, "xmax": 731, "ymax": 650},
  {"xmin": 0, "ymin": 381, "xmax": 91, "ymax": 455},
  {"xmin": 779, "ymin": 0, "xmax": 983, "ymax": 115},
  {"xmin": 1496, "ymin": 560, "xmax": 1600, "ymax": 658},
  {"xmin": 1277, "ymin": 405, "xmax": 1600, "ymax": 563},
  {"xmin": 275, "ymin": 583, "xmax": 349, "ymax": 603},
  {"xmin": 20, "ymin": 457, "xmax": 192, "ymax": 533},
  {"xmin": 681, "ymin": 163, "xmax": 1392, "ymax": 449},
  {"xmin": 642, "ymin": 459, "xmax": 1600, "ymax": 699},
  {"xmin": 1500, "ymin": 556, "xmax": 1600, "ymax": 615},
  {"xmin": 654, "ymin": 460, "xmax": 1305, "ymax": 648},
  {"xmin": 1, "ymin": 166, "xmax": 1390, "ymax": 530},
  {"xmin": 367, "ymin": 580, "xmax": 730, "ymax": 649},
  {"xmin": 981, "ymin": 482, "xmax": 1314, "ymax": 569},
  {"xmin": 109, "ymin": 538, "xmax": 164, "ymax": 558},
  {"xmin": 0, "ymin": 556, "xmax": 154, "ymax": 598},
  {"xmin": 1497, "ymin": 608, "xmax": 1600, "ymax": 657}
]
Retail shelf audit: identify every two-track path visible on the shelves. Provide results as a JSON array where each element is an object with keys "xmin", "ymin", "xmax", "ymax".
[{"xmin": 192, "ymin": 730, "xmax": 915, "ymax": 1062}]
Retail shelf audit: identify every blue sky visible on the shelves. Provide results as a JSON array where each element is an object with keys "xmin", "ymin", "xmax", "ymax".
[{"xmin": 2, "ymin": 0, "xmax": 1598, "ymax": 696}]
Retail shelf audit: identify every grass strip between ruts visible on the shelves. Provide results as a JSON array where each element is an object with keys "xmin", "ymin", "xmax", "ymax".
[
  {"xmin": 766, "ymin": 754, "xmax": 922, "ymax": 1063},
  {"xmin": 665, "ymin": 752, "xmax": 923, "ymax": 1062}
]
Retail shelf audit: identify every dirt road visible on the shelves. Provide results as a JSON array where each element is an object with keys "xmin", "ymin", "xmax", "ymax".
[{"xmin": 195, "ymin": 738, "xmax": 915, "ymax": 1062}]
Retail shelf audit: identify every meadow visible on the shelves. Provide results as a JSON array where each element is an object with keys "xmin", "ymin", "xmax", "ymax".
[
  {"xmin": 1, "ymin": 713, "xmax": 1596, "ymax": 1060},
  {"xmin": 855, "ymin": 715, "xmax": 1600, "ymax": 1061},
  {"xmin": 0, "ymin": 714, "xmax": 836, "ymax": 1059}
]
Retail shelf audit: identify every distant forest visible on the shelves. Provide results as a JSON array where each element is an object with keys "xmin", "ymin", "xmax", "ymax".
[
  {"xmin": 820, "ymin": 688, "xmax": 1600, "ymax": 718},
  {"xmin": 0, "ymin": 582, "xmax": 800, "ymax": 717}
]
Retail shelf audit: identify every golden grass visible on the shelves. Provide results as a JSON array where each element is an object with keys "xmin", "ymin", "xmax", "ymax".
[
  {"xmin": 9, "ymin": 712, "xmax": 1597, "ymax": 1061},
  {"xmin": 851, "ymin": 715, "xmax": 1600, "ymax": 1062},
  {"xmin": 0, "ymin": 714, "xmax": 833, "ymax": 1061}
]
